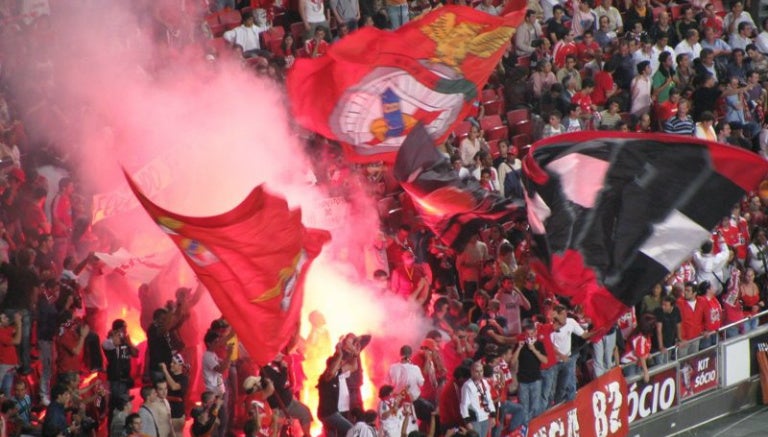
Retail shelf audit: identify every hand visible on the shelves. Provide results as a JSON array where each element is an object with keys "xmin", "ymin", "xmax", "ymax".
[
  {"xmin": 81, "ymin": 324, "xmax": 91, "ymax": 336},
  {"xmin": 642, "ymin": 371, "xmax": 650, "ymax": 383},
  {"xmin": 13, "ymin": 313, "xmax": 21, "ymax": 324},
  {"xmin": 159, "ymin": 362, "xmax": 167, "ymax": 371},
  {"xmin": 489, "ymin": 418, "xmax": 496, "ymax": 427},
  {"xmin": 660, "ymin": 346, "xmax": 667, "ymax": 353}
]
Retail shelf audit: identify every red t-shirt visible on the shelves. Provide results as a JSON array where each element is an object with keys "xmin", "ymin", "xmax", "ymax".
[
  {"xmin": 714, "ymin": 217, "xmax": 750, "ymax": 260},
  {"xmin": 534, "ymin": 322, "xmax": 558, "ymax": 370},
  {"xmin": 677, "ymin": 297, "xmax": 707, "ymax": 340},
  {"xmin": 572, "ymin": 91, "xmax": 594, "ymax": 115},
  {"xmin": 553, "ymin": 42, "xmax": 578, "ymax": 69},
  {"xmin": 576, "ymin": 41, "xmax": 600, "ymax": 65},
  {"xmin": 591, "ymin": 71, "xmax": 615, "ymax": 106},
  {"xmin": 620, "ymin": 334, "xmax": 651, "ymax": 364},
  {"xmin": 304, "ymin": 39, "xmax": 328, "ymax": 58},
  {"xmin": 702, "ymin": 296, "xmax": 723, "ymax": 331},
  {"xmin": 56, "ymin": 328, "xmax": 82, "ymax": 374},
  {"xmin": 656, "ymin": 100, "xmax": 678, "ymax": 123},
  {"xmin": 0, "ymin": 326, "xmax": 18, "ymax": 365}
]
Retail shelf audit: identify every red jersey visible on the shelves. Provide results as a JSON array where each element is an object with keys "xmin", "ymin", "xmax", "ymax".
[
  {"xmin": 0, "ymin": 326, "xmax": 18, "ymax": 365},
  {"xmin": 701, "ymin": 16, "xmax": 724, "ymax": 39},
  {"xmin": 571, "ymin": 91, "xmax": 594, "ymax": 115},
  {"xmin": 656, "ymin": 100, "xmax": 678, "ymax": 123},
  {"xmin": 714, "ymin": 216, "xmax": 750, "ymax": 260},
  {"xmin": 56, "ymin": 327, "xmax": 83, "ymax": 374},
  {"xmin": 304, "ymin": 39, "xmax": 328, "ymax": 58},
  {"xmin": 702, "ymin": 295, "xmax": 723, "ymax": 331},
  {"xmin": 620, "ymin": 333, "xmax": 651, "ymax": 364},
  {"xmin": 677, "ymin": 297, "xmax": 707, "ymax": 340},
  {"xmin": 591, "ymin": 71, "xmax": 615, "ymax": 106},
  {"xmin": 576, "ymin": 40, "xmax": 600, "ymax": 65},
  {"xmin": 51, "ymin": 192, "xmax": 72, "ymax": 238},
  {"xmin": 553, "ymin": 41, "xmax": 578, "ymax": 69}
]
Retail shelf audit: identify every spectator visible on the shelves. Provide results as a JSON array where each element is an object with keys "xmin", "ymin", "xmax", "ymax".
[
  {"xmin": 222, "ymin": 11, "xmax": 271, "ymax": 58},
  {"xmin": 723, "ymin": 0, "xmax": 755, "ymax": 42},
  {"xmin": 677, "ymin": 282, "xmax": 707, "ymax": 357},
  {"xmin": 699, "ymin": 281, "xmax": 722, "ymax": 349},
  {"xmin": 594, "ymin": 0, "xmax": 622, "ymax": 34},
  {"xmin": 305, "ymin": 27, "xmax": 329, "ymax": 58},
  {"xmin": 674, "ymin": 29, "xmax": 702, "ymax": 61},
  {"xmin": 619, "ymin": 314, "xmax": 654, "ymax": 383},
  {"xmin": 549, "ymin": 305, "xmax": 592, "ymax": 404},
  {"xmin": 512, "ymin": 319, "xmax": 547, "ymax": 423},
  {"xmin": 695, "ymin": 111, "xmax": 718, "ymax": 141},
  {"xmin": 664, "ymin": 99, "xmax": 695, "ymax": 135},
  {"xmin": 515, "ymin": 10, "xmax": 542, "ymax": 57},
  {"xmin": 103, "ymin": 319, "xmax": 139, "ymax": 416},
  {"xmin": 630, "ymin": 61, "xmax": 652, "ymax": 117},
  {"xmin": 330, "ymin": 0, "xmax": 360, "ymax": 32},
  {"xmin": 654, "ymin": 295, "xmax": 682, "ymax": 364},
  {"xmin": 459, "ymin": 361, "xmax": 495, "ymax": 437}
]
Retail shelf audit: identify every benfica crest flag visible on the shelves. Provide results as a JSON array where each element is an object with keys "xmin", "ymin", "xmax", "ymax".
[
  {"xmin": 523, "ymin": 133, "xmax": 768, "ymax": 331},
  {"xmin": 394, "ymin": 123, "xmax": 524, "ymax": 249},
  {"xmin": 125, "ymin": 174, "xmax": 331, "ymax": 365},
  {"xmin": 286, "ymin": 5, "xmax": 524, "ymax": 163}
]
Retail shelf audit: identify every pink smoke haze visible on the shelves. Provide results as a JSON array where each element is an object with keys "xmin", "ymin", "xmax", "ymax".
[{"xmin": 5, "ymin": 0, "xmax": 428, "ymax": 408}]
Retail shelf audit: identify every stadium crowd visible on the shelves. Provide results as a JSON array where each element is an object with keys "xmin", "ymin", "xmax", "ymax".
[{"xmin": 0, "ymin": 1, "xmax": 767, "ymax": 437}]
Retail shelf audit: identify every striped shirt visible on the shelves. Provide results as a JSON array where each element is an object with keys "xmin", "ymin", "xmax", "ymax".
[{"xmin": 664, "ymin": 115, "xmax": 695, "ymax": 135}]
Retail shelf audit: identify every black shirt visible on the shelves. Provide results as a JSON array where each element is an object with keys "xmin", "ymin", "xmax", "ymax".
[
  {"xmin": 653, "ymin": 307, "xmax": 681, "ymax": 349},
  {"xmin": 517, "ymin": 341, "xmax": 546, "ymax": 383},
  {"xmin": 146, "ymin": 324, "xmax": 173, "ymax": 375},
  {"xmin": 168, "ymin": 373, "xmax": 189, "ymax": 418},
  {"xmin": 103, "ymin": 338, "xmax": 134, "ymax": 383},
  {"xmin": 692, "ymin": 86, "xmax": 722, "ymax": 120},
  {"xmin": 261, "ymin": 361, "xmax": 294, "ymax": 409},
  {"xmin": 0, "ymin": 262, "xmax": 40, "ymax": 310}
]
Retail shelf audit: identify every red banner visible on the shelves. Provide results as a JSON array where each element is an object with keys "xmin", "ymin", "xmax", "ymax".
[
  {"xmin": 626, "ymin": 366, "xmax": 678, "ymax": 424},
  {"xmin": 522, "ymin": 368, "xmax": 629, "ymax": 437},
  {"xmin": 679, "ymin": 349, "xmax": 718, "ymax": 400}
]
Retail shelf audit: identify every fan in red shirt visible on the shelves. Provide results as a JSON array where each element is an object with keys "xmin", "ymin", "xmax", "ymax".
[
  {"xmin": 699, "ymin": 281, "xmax": 723, "ymax": 349},
  {"xmin": 576, "ymin": 30, "xmax": 600, "ymax": 65},
  {"xmin": 55, "ymin": 313, "xmax": 90, "ymax": 377},
  {"xmin": 572, "ymin": 78, "xmax": 597, "ymax": 117},
  {"xmin": 591, "ymin": 62, "xmax": 618, "ymax": 107},
  {"xmin": 0, "ymin": 312, "xmax": 22, "ymax": 388},
  {"xmin": 677, "ymin": 283, "xmax": 707, "ymax": 357},
  {"xmin": 619, "ymin": 314, "xmax": 655, "ymax": 383},
  {"xmin": 713, "ymin": 205, "xmax": 750, "ymax": 262},
  {"xmin": 656, "ymin": 88, "xmax": 680, "ymax": 124},
  {"xmin": 553, "ymin": 31, "xmax": 578, "ymax": 69},
  {"xmin": 304, "ymin": 27, "xmax": 329, "ymax": 58},
  {"xmin": 438, "ymin": 365, "xmax": 471, "ymax": 430}
]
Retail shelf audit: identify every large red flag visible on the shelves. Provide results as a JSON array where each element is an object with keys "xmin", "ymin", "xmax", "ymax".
[
  {"xmin": 286, "ymin": 5, "xmax": 525, "ymax": 163},
  {"xmin": 125, "ymin": 174, "xmax": 331, "ymax": 365}
]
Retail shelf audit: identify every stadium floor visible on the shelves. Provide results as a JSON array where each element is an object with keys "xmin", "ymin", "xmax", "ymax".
[{"xmin": 671, "ymin": 404, "xmax": 768, "ymax": 436}]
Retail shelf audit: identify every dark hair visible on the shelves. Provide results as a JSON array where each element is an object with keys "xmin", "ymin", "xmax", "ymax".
[
  {"xmin": 636, "ymin": 60, "xmax": 650, "ymax": 74},
  {"xmin": 204, "ymin": 329, "xmax": 220, "ymax": 346},
  {"xmin": 700, "ymin": 240, "xmax": 714, "ymax": 254},
  {"xmin": 699, "ymin": 111, "xmax": 715, "ymax": 122},
  {"xmin": 140, "ymin": 385, "xmax": 155, "ymax": 401},
  {"xmin": 400, "ymin": 345, "xmax": 412, "ymax": 358},
  {"xmin": 525, "ymin": 9, "xmax": 537, "ymax": 18},
  {"xmin": 582, "ymin": 77, "xmax": 595, "ymax": 89},
  {"xmin": 453, "ymin": 365, "xmax": 472, "ymax": 381},
  {"xmin": 379, "ymin": 384, "xmax": 394, "ymax": 399},
  {"xmin": 738, "ymin": 21, "xmax": 751, "ymax": 33}
]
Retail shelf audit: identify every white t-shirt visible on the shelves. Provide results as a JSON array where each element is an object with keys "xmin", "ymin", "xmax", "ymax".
[
  {"xmin": 389, "ymin": 362, "xmax": 424, "ymax": 400},
  {"xmin": 202, "ymin": 350, "xmax": 225, "ymax": 395},
  {"xmin": 338, "ymin": 371, "xmax": 351, "ymax": 412},
  {"xmin": 551, "ymin": 317, "xmax": 586, "ymax": 357}
]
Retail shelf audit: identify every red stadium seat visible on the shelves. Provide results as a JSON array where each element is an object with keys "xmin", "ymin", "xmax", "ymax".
[
  {"xmin": 518, "ymin": 144, "xmax": 532, "ymax": 158},
  {"xmin": 487, "ymin": 139, "xmax": 500, "ymax": 158},
  {"xmin": 652, "ymin": 6, "xmax": 667, "ymax": 20},
  {"xmin": 485, "ymin": 125, "xmax": 509, "ymax": 142},
  {"xmin": 218, "ymin": 8, "xmax": 242, "ymax": 30},
  {"xmin": 268, "ymin": 38, "xmax": 283, "ymax": 54},
  {"xmin": 480, "ymin": 114, "xmax": 503, "ymax": 132},
  {"xmin": 669, "ymin": 5, "xmax": 682, "ymax": 20},
  {"xmin": 483, "ymin": 100, "xmax": 503, "ymax": 116},
  {"xmin": 209, "ymin": 23, "xmax": 226, "ymax": 38},
  {"xmin": 481, "ymin": 88, "xmax": 498, "ymax": 103},
  {"xmin": 205, "ymin": 13, "xmax": 220, "ymax": 28},
  {"xmin": 506, "ymin": 108, "xmax": 530, "ymax": 126},
  {"xmin": 208, "ymin": 37, "xmax": 232, "ymax": 56},
  {"xmin": 512, "ymin": 119, "xmax": 533, "ymax": 136}
]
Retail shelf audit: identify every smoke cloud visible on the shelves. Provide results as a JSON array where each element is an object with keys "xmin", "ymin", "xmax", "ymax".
[{"xmin": 4, "ymin": 0, "xmax": 430, "ymax": 406}]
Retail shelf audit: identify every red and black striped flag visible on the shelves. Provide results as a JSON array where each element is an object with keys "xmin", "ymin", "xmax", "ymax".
[
  {"xmin": 523, "ymin": 132, "xmax": 768, "ymax": 330},
  {"xmin": 394, "ymin": 123, "xmax": 524, "ymax": 250}
]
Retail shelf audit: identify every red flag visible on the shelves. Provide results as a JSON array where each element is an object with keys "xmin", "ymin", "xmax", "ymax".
[
  {"xmin": 286, "ymin": 5, "xmax": 525, "ymax": 163},
  {"xmin": 125, "ymin": 174, "xmax": 331, "ymax": 365}
]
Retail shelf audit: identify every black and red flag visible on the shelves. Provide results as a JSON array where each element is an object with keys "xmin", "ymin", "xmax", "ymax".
[
  {"xmin": 522, "ymin": 132, "xmax": 768, "ymax": 331},
  {"xmin": 394, "ymin": 123, "xmax": 524, "ymax": 250}
]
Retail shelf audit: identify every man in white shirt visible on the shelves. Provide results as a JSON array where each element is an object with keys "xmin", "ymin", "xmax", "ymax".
[
  {"xmin": 650, "ymin": 35, "xmax": 676, "ymax": 73},
  {"xmin": 756, "ymin": 17, "xmax": 768, "ymax": 54},
  {"xmin": 389, "ymin": 345, "xmax": 425, "ymax": 402},
  {"xmin": 594, "ymin": 0, "xmax": 622, "ymax": 33},
  {"xmin": 202, "ymin": 330, "xmax": 232, "ymax": 437},
  {"xmin": 723, "ymin": 0, "xmax": 755, "ymax": 41},
  {"xmin": 729, "ymin": 22, "xmax": 754, "ymax": 51},
  {"xmin": 693, "ymin": 239, "xmax": 730, "ymax": 295},
  {"xmin": 675, "ymin": 29, "xmax": 703, "ymax": 61},
  {"xmin": 460, "ymin": 361, "xmax": 496, "ymax": 437},
  {"xmin": 550, "ymin": 305, "xmax": 592, "ymax": 404},
  {"xmin": 222, "ymin": 11, "xmax": 271, "ymax": 58}
]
